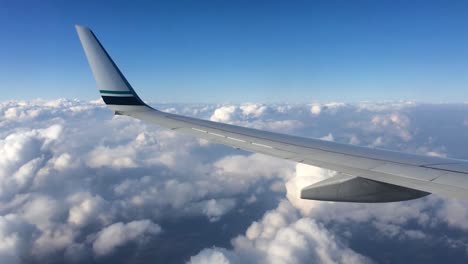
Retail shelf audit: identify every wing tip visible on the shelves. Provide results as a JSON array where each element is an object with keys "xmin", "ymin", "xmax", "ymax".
[
  {"xmin": 75, "ymin": 24, "xmax": 91, "ymax": 33},
  {"xmin": 75, "ymin": 24, "xmax": 87, "ymax": 29}
]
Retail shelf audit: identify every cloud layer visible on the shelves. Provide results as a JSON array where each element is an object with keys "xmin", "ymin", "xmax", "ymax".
[{"xmin": 1, "ymin": 99, "xmax": 468, "ymax": 263}]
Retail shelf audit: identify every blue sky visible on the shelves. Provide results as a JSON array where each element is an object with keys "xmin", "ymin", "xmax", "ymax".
[{"xmin": 2, "ymin": 0, "xmax": 468, "ymax": 103}]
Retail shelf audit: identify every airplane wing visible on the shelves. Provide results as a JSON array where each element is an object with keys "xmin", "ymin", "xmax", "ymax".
[{"xmin": 75, "ymin": 25, "xmax": 468, "ymax": 203}]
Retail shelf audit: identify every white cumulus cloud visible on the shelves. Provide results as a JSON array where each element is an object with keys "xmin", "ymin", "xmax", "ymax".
[
  {"xmin": 93, "ymin": 220, "xmax": 161, "ymax": 256},
  {"xmin": 0, "ymin": 99, "xmax": 468, "ymax": 263}
]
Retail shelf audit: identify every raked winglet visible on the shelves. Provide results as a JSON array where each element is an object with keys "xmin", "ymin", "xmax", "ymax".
[{"xmin": 75, "ymin": 25, "xmax": 148, "ymax": 112}]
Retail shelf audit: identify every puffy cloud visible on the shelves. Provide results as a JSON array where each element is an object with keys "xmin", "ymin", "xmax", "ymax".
[
  {"xmin": 190, "ymin": 201, "xmax": 371, "ymax": 264},
  {"xmin": 0, "ymin": 125, "xmax": 63, "ymax": 199},
  {"xmin": 67, "ymin": 193, "xmax": 109, "ymax": 227},
  {"xmin": 86, "ymin": 145, "xmax": 138, "ymax": 169},
  {"xmin": 200, "ymin": 199, "xmax": 237, "ymax": 222},
  {"xmin": 346, "ymin": 112, "xmax": 414, "ymax": 146},
  {"xmin": 189, "ymin": 247, "xmax": 241, "ymax": 264},
  {"xmin": 0, "ymin": 99, "xmax": 257, "ymax": 262},
  {"xmin": 209, "ymin": 104, "xmax": 302, "ymax": 133},
  {"xmin": 1, "ymin": 99, "xmax": 468, "ymax": 263},
  {"xmin": 93, "ymin": 220, "xmax": 161, "ymax": 256},
  {"xmin": 210, "ymin": 105, "xmax": 237, "ymax": 122},
  {"xmin": 436, "ymin": 199, "xmax": 468, "ymax": 230},
  {"xmin": 213, "ymin": 153, "xmax": 294, "ymax": 183},
  {"xmin": 370, "ymin": 113, "xmax": 412, "ymax": 141},
  {"xmin": 32, "ymin": 225, "xmax": 75, "ymax": 257},
  {"xmin": 20, "ymin": 195, "xmax": 61, "ymax": 231},
  {"xmin": 0, "ymin": 214, "xmax": 33, "ymax": 264},
  {"xmin": 310, "ymin": 102, "xmax": 346, "ymax": 116},
  {"xmin": 240, "ymin": 103, "xmax": 267, "ymax": 118},
  {"xmin": 310, "ymin": 104, "xmax": 321, "ymax": 115}
]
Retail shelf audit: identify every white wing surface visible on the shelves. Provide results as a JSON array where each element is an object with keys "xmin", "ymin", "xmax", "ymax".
[{"xmin": 76, "ymin": 25, "xmax": 468, "ymax": 202}]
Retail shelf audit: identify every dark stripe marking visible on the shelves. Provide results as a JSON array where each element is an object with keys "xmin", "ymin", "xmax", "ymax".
[
  {"xmin": 100, "ymin": 90, "xmax": 133, "ymax": 94},
  {"xmin": 102, "ymin": 96, "xmax": 144, "ymax": 105}
]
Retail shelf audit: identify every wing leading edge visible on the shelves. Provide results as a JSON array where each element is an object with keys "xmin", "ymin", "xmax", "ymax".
[{"xmin": 76, "ymin": 25, "xmax": 468, "ymax": 202}]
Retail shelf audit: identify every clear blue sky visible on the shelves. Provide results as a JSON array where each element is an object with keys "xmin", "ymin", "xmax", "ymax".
[{"xmin": 2, "ymin": 0, "xmax": 468, "ymax": 103}]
